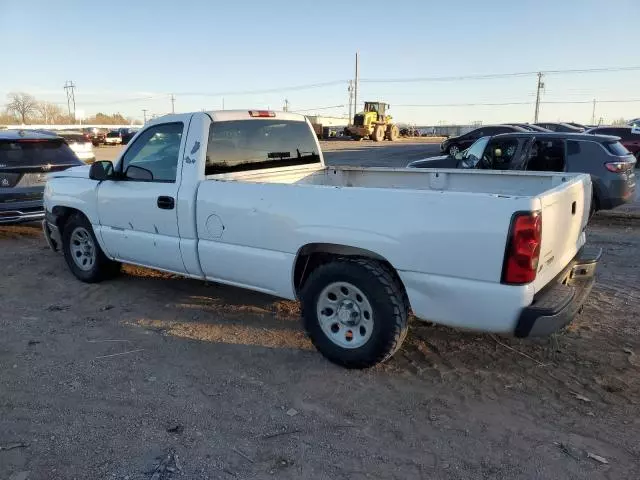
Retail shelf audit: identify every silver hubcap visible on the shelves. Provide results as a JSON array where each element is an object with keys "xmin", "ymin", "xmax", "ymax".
[
  {"xmin": 70, "ymin": 227, "xmax": 96, "ymax": 271},
  {"xmin": 316, "ymin": 282, "xmax": 374, "ymax": 349},
  {"xmin": 449, "ymin": 145, "xmax": 459, "ymax": 156}
]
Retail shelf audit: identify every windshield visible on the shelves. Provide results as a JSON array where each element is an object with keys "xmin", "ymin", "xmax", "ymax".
[
  {"xmin": 455, "ymin": 136, "xmax": 490, "ymax": 168},
  {"xmin": 205, "ymin": 120, "xmax": 320, "ymax": 175}
]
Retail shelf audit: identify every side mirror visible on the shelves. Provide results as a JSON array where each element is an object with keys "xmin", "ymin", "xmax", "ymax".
[
  {"xmin": 89, "ymin": 161, "xmax": 115, "ymax": 181},
  {"xmin": 125, "ymin": 165, "xmax": 154, "ymax": 181}
]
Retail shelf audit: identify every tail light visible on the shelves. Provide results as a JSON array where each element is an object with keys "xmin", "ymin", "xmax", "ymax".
[
  {"xmin": 248, "ymin": 110, "xmax": 275, "ymax": 118},
  {"xmin": 501, "ymin": 211, "xmax": 542, "ymax": 285},
  {"xmin": 605, "ymin": 160, "xmax": 634, "ymax": 173}
]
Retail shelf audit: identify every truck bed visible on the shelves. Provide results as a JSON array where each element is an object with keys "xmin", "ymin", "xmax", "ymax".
[{"xmin": 211, "ymin": 165, "xmax": 579, "ymax": 198}]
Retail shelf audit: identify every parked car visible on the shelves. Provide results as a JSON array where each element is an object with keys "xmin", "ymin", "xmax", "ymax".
[
  {"xmin": 506, "ymin": 123, "xmax": 552, "ymax": 132},
  {"xmin": 121, "ymin": 129, "xmax": 139, "ymax": 145},
  {"xmin": 43, "ymin": 110, "xmax": 599, "ymax": 368},
  {"xmin": 104, "ymin": 130, "xmax": 122, "ymax": 145},
  {"xmin": 584, "ymin": 126, "xmax": 640, "ymax": 163},
  {"xmin": 57, "ymin": 131, "xmax": 96, "ymax": 164},
  {"xmin": 82, "ymin": 127, "xmax": 106, "ymax": 146},
  {"xmin": 535, "ymin": 122, "xmax": 585, "ymax": 133},
  {"xmin": 0, "ymin": 130, "xmax": 83, "ymax": 224},
  {"xmin": 439, "ymin": 125, "xmax": 528, "ymax": 156},
  {"xmin": 409, "ymin": 132, "xmax": 636, "ymax": 213}
]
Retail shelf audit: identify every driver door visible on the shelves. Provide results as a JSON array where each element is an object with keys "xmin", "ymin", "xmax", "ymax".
[{"xmin": 96, "ymin": 121, "xmax": 187, "ymax": 273}]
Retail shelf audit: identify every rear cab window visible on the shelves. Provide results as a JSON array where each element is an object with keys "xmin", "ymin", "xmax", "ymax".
[{"xmin": 205, "ymin": 119, "xmax": 320, "ymax": 175}]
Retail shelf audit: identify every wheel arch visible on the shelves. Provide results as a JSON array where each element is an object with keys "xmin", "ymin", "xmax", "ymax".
[{"xmin": 292, "ymin": 242, "xmax": 407, "ymax": 299}]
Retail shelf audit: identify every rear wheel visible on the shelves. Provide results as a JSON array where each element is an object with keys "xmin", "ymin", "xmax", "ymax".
[
  {"xmin": 372, "ymin": 125, "xmax": 386, "ymax": 142},
  {"xmin": 386, "ymin": 124, "xmax": 399, "ymax": 141},
  {"xmin": 62, "ymin": 214, "xmax": 120, "ymax": 283},
  {"xmin": 300, "ymin": 258, "xmax": 409, "ymax": 369}
]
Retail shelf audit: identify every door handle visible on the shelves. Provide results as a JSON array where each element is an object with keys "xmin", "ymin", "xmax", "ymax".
[{"xmin": 157, "ymin": 196, "xmax": 175, "ymax": 210}]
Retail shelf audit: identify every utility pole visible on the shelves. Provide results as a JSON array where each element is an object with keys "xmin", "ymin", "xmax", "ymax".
[
  {"xmin": 354, "ymin": 52, "xmax": 360, "ymax": 117},
  {"xmin": 222, "ymin": 97, "xmax": 225, "ymax": 110},
  {"xmin": 591, "ymin": 99, "xmax": 596, "ymax": 125},
  {"xmin": 142, "ymin": 109, "xmax": 148, "ymax": 123},
  {"xmin": 283, "ymin": 99, "xmax": 290, "ymax": 112},
  {"xmin": 533, "ymin": 72, "xmax": 544, "ymax": 123},
  {"xmin": 63, "ymin": 80, "xmax": 76, "ymax": 120},
  {"xmin": 347, "ymin": 80, "xmax": 354, "ymax": 125},
  {"xmin": 170, "ymin": 94, "xmax": 176, "ymax": 114}
]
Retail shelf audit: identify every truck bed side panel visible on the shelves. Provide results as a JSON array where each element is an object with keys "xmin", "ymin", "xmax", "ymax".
[{"xmin": 195, "ymin": 180, "xmax": 534, "ymax": 300}]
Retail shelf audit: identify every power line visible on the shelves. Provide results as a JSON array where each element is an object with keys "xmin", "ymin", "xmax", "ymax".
[
  {"xmin": 292, "ymin": 104, "xmax": 345, "ymax": 113},
  {"xmin": 173, "ymin": 80, "xmax": 347, "ymax": 98},
  {"xmin": 360, "ymin": 66, "xmax": 640, "ymax": 84},
  {"xmin": 391, "ymin": 99, "xmax": 640, "ymax": 108}
]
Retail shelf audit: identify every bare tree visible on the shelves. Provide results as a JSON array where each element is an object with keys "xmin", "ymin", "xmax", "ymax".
[
  {"xmin": 6, "ymin": 92, "xmax": 38, "ymax": 124},
  {"xmin": 36, "ymin": 101, "xmax": 65, "ymax": 124}
]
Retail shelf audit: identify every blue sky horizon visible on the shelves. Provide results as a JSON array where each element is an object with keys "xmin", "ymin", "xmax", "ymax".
[{"xmin": 1, "ymin": 0, "xmax": 638, "ymax": 125}]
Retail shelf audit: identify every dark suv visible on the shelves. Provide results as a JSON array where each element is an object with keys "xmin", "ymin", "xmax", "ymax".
[
  {"xmin": 409, "ymin": 132, "xmax": 636, "ymax": 212},
  {"xmin": 439, "ymin": 125, "xmax": 528, "ymax": 156},
  {"xmin": 0, "ymin": 130, "xmax": 82, "ymax": 224},
  {"xmin": 585, "ymin": 126, "xmax": 640, "ymax": 162}
]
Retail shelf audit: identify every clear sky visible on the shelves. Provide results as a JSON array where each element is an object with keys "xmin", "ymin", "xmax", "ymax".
[{"xmin": 1, "ymin": 0, "xmax": 638, "ymax": 125}]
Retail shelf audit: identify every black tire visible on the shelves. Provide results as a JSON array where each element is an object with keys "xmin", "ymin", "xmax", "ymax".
[
  {"xmin": 62, "ymin": 213, "xmax": 121, "ymax": 283},
  {"xmin": 447, "ymin": 144, "xmax": 460, "ymax": 156},
  {"xmin": 300, "ymin": 258, "xmax": 409, "ymax": 369}
]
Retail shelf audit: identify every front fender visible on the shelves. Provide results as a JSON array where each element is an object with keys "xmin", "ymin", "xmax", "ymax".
[{"xmin": 45, "ymin": 177, "xmax": 100, "ymax": 224}]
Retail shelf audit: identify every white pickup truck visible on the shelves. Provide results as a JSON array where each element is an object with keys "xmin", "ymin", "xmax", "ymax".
[{"xmin": 43, "ymin": 110, "xmax": 601, "ymax": 368}]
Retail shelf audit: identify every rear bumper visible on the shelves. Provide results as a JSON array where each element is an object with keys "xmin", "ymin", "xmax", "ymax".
[
  {"xmin": 0, "ymin": 190, "xmax": 45, "ymax": 224},
  {"xmin": 514, "ymin": 245, "xmax": 601, "ymax": 337},
  {"xmin": 598, "ymin": 176, "xmax": 636, "ymax": 210}
]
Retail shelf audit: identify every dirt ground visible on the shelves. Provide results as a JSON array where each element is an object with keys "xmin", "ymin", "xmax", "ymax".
[{"xmin": 0, "ymin": 214, "xmax": 639, "ymax": 479}]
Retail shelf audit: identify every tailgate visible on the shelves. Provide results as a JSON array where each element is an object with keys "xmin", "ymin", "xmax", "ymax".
[{"xmin": 533, "ymin": 175, "xmax": 591, "ymax": 292}]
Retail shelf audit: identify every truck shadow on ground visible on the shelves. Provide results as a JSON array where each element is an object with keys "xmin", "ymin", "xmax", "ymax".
[{"xmin": 112, "ymin": 264, "xmax": 638, "ymax": 410}]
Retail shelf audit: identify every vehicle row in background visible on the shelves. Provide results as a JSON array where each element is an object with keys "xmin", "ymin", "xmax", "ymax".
[
  {"xmin": 56, "ymin": 131, "xmax": 96, "ymax": 163},
  {"xmin": 410, "ymin": 132, "xmax": 636, "ymax": 213},
  {"xmin": 104, "ymin": 127, "xmax": 138, "ymax": 146}
]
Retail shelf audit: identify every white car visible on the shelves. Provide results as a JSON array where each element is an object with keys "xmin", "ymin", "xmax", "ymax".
[
  {"xmin": 42, "ymin": 110, "xmax": 600, "ymax": 368},
  {"xmin": 104, "ymin": 131, "xmax": 122, "ymax": 145},
  {"xmin": 57, "ymin": 131, "xmax": 96, "ymax": 164}
]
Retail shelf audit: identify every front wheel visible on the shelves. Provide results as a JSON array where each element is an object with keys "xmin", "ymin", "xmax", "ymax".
[
  {"xmin": 447, "ymin": 144, "xmax": 460, "ymax": 156},
  {"xmin": 62, "ymin": 214, "xmax": 121, "ymax": 283},
  {"xmin": 300, "ymin": 258, "xmax": 409, "ymax": 369}
]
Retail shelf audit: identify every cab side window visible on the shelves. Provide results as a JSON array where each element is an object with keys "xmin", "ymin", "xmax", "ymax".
[{"xmin": 121, "ymin": 123, "xmax": 183, "ymax": 182}]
